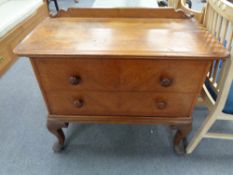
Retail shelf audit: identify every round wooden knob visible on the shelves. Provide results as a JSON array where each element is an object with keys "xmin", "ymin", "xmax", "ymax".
[
  {"xmin": 73, "ymin": 99, "xmax": 84, "ymax": 108},
  {"xmin": 160, "ymin": 76, "xmax": 173, "ymax": 87},
  {"xmin": 156, "ymin": 101, "xmax": 167, "ymax": 109},
  {"xmin": 69, "ymin": 75, "xmax": 81, "ymax": 85}
]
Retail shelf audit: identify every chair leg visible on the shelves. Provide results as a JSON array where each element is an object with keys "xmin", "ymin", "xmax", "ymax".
[{"xmin": 186, "ymin": 112, "xmax": 217, "ymax": 154}]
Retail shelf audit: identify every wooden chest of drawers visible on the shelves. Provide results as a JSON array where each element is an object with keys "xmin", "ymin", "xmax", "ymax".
[
  {"xmin": 14, "ymin": 8, "xmax": 228, "ymax": 154},
  {"xmin": 33, "ymin": 58, "xmax": 207, "ymax": 117}
]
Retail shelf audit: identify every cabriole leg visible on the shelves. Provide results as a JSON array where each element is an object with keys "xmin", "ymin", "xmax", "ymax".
[
  {"xmin": 47, "ymin": 120, "xmax": 68, "ymax": 152},
  {"xmin": 172, "ymin": 123, "xmax": 192, "ymax": 155}
]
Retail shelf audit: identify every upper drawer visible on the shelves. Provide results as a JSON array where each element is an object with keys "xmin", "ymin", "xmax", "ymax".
[{"xmin": 32, "ymin": 58, "xmax": 209, "ymax": 93}]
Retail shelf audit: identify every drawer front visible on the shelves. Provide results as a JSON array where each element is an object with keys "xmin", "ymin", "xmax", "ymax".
[
  {"xmin": 47, "ymin": 91, "xmax": 195, "ymax": 117},
  {"xmin": 33, "ymin": 58, "xmax": 120, "ymax": 91},
  {"xmin": 33, "ymin": 58, "xmax": 208, "ymax": 93}
]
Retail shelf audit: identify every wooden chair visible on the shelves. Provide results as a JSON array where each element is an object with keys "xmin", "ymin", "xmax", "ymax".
[{"xmin": 174, "ymin": 0, "xmax": 233, "ymax": 154}]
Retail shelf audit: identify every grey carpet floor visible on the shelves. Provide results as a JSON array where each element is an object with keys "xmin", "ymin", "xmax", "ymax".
[
  {"xmin": 1, "ymin": 1, "xmax": 233, "ymax": 175},
  {"xmin": 1, "ymin": 52, "xmax": 233, "ymax": 175}
]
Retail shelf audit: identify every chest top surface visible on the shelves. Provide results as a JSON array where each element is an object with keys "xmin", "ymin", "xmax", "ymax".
[{"xmin": 14, "ymin": 17, "xmax": 229, "ymax": 59}]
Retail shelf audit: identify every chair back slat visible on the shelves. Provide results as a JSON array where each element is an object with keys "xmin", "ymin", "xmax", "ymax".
[
  {"xmin": 207, "ymin": 6, "xmax": 214, "ymax": 31},
  {"xmin": 203, "ymin": 1, "xmax": 233, "ymax": 96},
  {"xmin": 217, "ymin": 22, "xmax": 233, "ymax": 87},
  {"xmin": 211, "ymin": 11, "xmax": 218, "ymax": 34},
  {"xmin": 216, "ymin": 59, "xmax": 227, "ymax": 89},
  {"xmin": 226, "ymin": 24, "xmax": 233, "ymax": 50},
  {"xmin": 216, "ymin": 15, "xmax": 223, "ymax": 39},
  {"xmin": 220, "ymin": 18, "xmax": 229, "ymax": 44},
  {"xmin": 207, "ymin": 62, "xmax": 214, "ymax": 78},
  {"xmin": 204, "ymin": 10, "xmax": 209, "ymax": 29},
  {"xmin": 212, "ymin": 60, "xmax": 221, "ymax": 83},
  {"xmin": 203, "ymin": 3, "xmax": 209, "ymax": 26}
]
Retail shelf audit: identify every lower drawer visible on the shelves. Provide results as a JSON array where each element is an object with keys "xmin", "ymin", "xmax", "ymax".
[{"xmin": 46, "ymin": 91, "xmax": 195, "ymax": 117}]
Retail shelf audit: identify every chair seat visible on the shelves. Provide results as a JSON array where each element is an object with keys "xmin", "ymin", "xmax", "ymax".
[
  {"xmin": 93, "ymin": 0, "xmax": 158, "ymax": 8},
  {"xmin": 0, "ymin": 0, "xmax": 43, "ymax": 38},
  {"xmin": 223, "ymin": 81, "xmax": 233, "ymax": 114}
]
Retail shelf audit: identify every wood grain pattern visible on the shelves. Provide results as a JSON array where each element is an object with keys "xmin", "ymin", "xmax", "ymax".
[
  {"xmin": 33, "ymin": 58, "xmax": 210, "ymax": 93},
  {"xmin": 46, "ymin": 91, "xmax": 195, "ymax": 117},
  {"xmin": 48, "ymin": 114, "xmax": 192, "ymax": 125},
  {"xmin": 55, "ymin": 8, "xmax": 190, "ymax": 18},
  {"xmin": 14, "ymin": 16, "xmax": 229, "ymax": 59}
]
